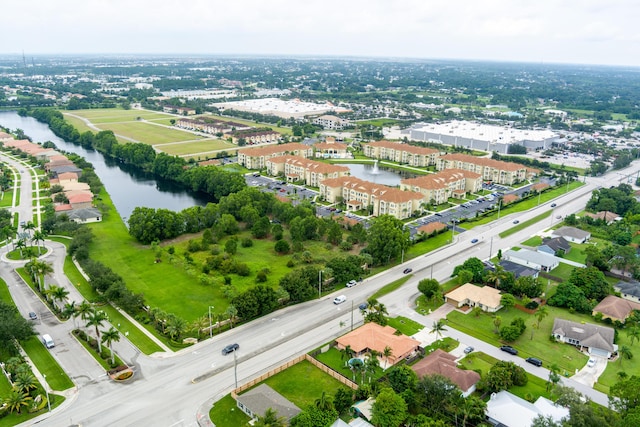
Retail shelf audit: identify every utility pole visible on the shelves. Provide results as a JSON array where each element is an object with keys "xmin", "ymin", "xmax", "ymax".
[
  {"xmin": 208, "ymin": 306, "xmax": 214, "ymax": 339},
  {"xmin": 351, "ymin": 301, "xmax": 354, "ymax": 331},
  {"xmin": 489, "ymin": 236, "xmax": 494, "ymax": 261},
  {"xmin": 233, "ymin": 349, "xmax": 238, "ymax": 389}
]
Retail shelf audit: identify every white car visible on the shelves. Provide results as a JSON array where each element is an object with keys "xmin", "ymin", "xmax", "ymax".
[
  {"xmin": 587, "ymin": 358, "xmax": 596, "ymax": 368},
  {"xmin": 333, "ymin": 295, "xmax": 347, "ymax": 304},
  {"xmin": 346, "ymin": 280, "xmax": 357, "ymax": 288}
]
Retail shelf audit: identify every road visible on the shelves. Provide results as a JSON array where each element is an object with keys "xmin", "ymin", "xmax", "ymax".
[{"xmin": 2, "ymin": 151, "xmax": 638, "ymax": 426}]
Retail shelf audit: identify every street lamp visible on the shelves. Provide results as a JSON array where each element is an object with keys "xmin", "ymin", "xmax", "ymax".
[
  {"xmin": 451, "ymin": 218, "xmax": 457, "ymax": 243},
  {"xmin": 208, "ymin": 306, "xmax": 214, "ymax": 339},
  {"xmin": 318, "ymin": 270, "xmax": 324, "ymax": 298},
  {"xmin": 43, "ymin": 374, "xmax": 51, "ymax": 412}
]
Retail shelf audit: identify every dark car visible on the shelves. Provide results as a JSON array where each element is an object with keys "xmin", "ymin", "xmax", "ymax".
[
  {"xmin": 500, "ymin": 345, "xmax": 518, "ymax": 355},
  {"xmin": 403, "ymin": 268, "xmax": 413, "ymax": 274},
  {"xmin": 463, "ymin": 346, "xmax": 474, "ymax": 354},
  {"xmin": 471, "ymin": 238, "xmax": 479, "ymax": 244},
  {"xmin": 513, "ymin": 220, "xmax": 520, "ymax": 224},
  {"xmin": 28, "ymin": 311, "xmax": 37, "ymax": 320},
  {"xmin": 359, "ymin": 302, "xmax": 368, "ymax": 311},
  {"xmin": 222, "ymin": 343, "xmax": 239, "ymax": 355},
  {"xmin": 550, "ymin": 203, "xmax": 557, "ymax": 207},
  {"xmin": 526, "ymin": 357, "xmax": 543, "ymax": 367}
]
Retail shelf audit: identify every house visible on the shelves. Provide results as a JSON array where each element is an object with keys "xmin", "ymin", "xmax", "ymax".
[
  {"xmin": 235, "ymin": 383, "xmax": 301, "ymax": 422},
  {"xmin": 584, "ymin": 211, "xmax": 621, "ymax": 224},
  {"xmin": 67, "ymin": 192, "xmax": 93, "ymax": 209},
  {"xmin": 551, "ymin": 226, "xmax": 591, "ymax": 244},
  {"xmin": 350, "ymin": 398, "xmax": 375, "ymax": 423},
  {"xmin": 335, "ymin": 323, "xmax": 421, "ymax": 367},
  {"xmin": 444, "ymin": 283, "xmax": 503, "ymax": 313},
  {"xmin": 497, "ymin": 260, "xmax": 539, "ymax": 279},
  {"xmin": 486, "ymin": 391, "xmax": 569, "ymax": 427},
  {"xmin": 614, "ymin": 281, "xmax": 640, "ymax": 303},
  {"xmin": 537, "ymin": 237, "xmax": 571, "ymax": 256},
  {"xmin": 65, "ymin": 207, "xmax": 102, "ymax": 224},
  {"xmin": 552, "ymin": 319, "xmax": 616, "ymax": 358},
  {"xmin": 592, "ymin": 295, "xmax": 640, "ymax": 323},
  {"xmin": 502, "ymin": 249, "xmax": 559, "ymax": 272},
  {"xmin": 411, "ymin": 349, "xmax": 480, "ymax": 397}
]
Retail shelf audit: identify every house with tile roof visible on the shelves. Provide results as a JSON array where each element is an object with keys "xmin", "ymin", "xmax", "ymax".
[
  {"xmin": 551, "ymin": 226, "xmax": 591, "ymax": 244},
  {"xmin": 235, "ymin": 384, "xmax": 301, "ymax": 422},
  {"xmin": 265, "ymin": 155, "xmax": 350, "ymax": 187},
  {"xmin": 335, "ymin": 323, "xmax": 421, "ymax": 367},
  {"xmin": 552, "ymin": 319, "xmax": 616, "ymax": 358},
  {"xmin": 436, "ymin": 153, "xmax": 535, "ymax": 185},
  {"xmin": 592, "ymin": 295, "xmax": 640, "ymax": 323},
  {"xmin": 237, "ymin": 143, "xmax": 313, "ymax": 169},
  {"xmin": 411, "ymin": 349, "xmax": 480, "ymax": 397},
  {"xmin": 320, "ymin": 176, "xmax": 424, "ymax": 219},
  {"xmin": 400, "ymin": 169, "xmax": 482, "ymax": 204},
  {"xmin": 444, "ymin": 283, "xmax": 503, "ymax": 313},
  {"xmin": 363, "ymin": 140, "xmax": 440, "ymax": 167}
]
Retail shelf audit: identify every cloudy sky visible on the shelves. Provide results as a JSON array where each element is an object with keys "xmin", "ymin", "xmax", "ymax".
[{"xmin": 2, "ymin": 0, "xmax": 639, "ymax": 67}]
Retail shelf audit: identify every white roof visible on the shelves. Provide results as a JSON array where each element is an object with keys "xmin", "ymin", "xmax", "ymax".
[
  {"xmin": 412, "ymin": 120, "xmax": 555, "ymax": 143},
  {"xmin": 487, "ymin": 391, "xmax": 568, "ymax": 427}
]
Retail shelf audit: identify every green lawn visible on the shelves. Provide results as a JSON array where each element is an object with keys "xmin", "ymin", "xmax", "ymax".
[
  {"xmin": 499, "ymin": 211, "xmax": 551, "ymax": 238},
  {"xmin": 156, "ymin": 139, "xmax": 236, "ymax": 156},
  {"xmin": 65, "ymin": 108, "xmax": 172, "ymax": 123},
  {"xmin": 387, "ymin": 316, "xmax": 424, "ymax": 336},
  {"xmin": 0, "ymin": 189, "xmax": 14, "ymax": 207},
  {"xmin": 596, "ymin": 330, "xmax": 640, "ymax": 393},
  {"xmin": 370, "ymin": 276, "xmax": 411, "ymax": 300},
  {"xmin": 21, "ymin": 336, "xmax": 74, "ymax": 391},
  {"xmin": 262, "ymin": 359, "xmax": 348, "ymax": 409},
  {"xmin": 100, "ymin": 122, "xmax": 204, "ymax": 145},
  {"xmin": 209, "ymin": 394, "xmax": 251, "ymax": 427},
  {"xmin": 315, "ymin": 347, "xmax": 386, "ymax": 384},
  {"xmin": 447, "ymin": 305, "xmax": 590, "ymax": 375},
  {"xmin": 0, "ymin": 394, "xmax": 65, "ymax": 427},
  {"xmin": 521, "ymin": 236, "xmax": 543, "ymax": 247}
]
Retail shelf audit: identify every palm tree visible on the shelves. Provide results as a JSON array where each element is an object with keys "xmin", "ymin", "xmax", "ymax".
[
  {"xmin": 342, "ymin": 345, "xmax": 356, "ymax": 363},
  {"xmin": 190, "ymin": 316, "xmax": 209, "ymax": 340},
  {"xmin": 619, "ymin": 345, "xmax": 633, "ymax": 367},
  {"xmin": 535, "ymin": 306, "xmax": 549, "ymax": 328},
  {"xmin": 365, "ymin": 352, "xmax": 380, "ymax": 383},
  {"xmin": 48, "ymin": 285, "xmax": 70, "ymax": 309},
  {"xmin": 86, "ymin": 307, "xmax": 108, "ymax": 353},
  {"xmin": 628, "ymin": 327, "xmax": 640, "ymax": 346},
  {"xmin": 31, "ymin": 230, "xmax": 47, "ymax": 254},
  {"xmin": 76, "ymin": 300, "xmax": 93, "ymax": 330},
  {"xmin": 62, "ymin": 301, "xmax": 77, "ymax": 326},
  {"xmin": 485, "ymin": 265, "xmax": 509, "ymax": 289},
  {"xmin": 225, "ymin": 304, "xmax": 238, "ymax": 328},
  {"xmin": 547, "ymin": 363, "xmax": 561, "ymax": 391},
  {"xmin": 165, "ymin": 314, "xmax": 186, "ymax": 341},
  {"xmin": 493, "ymin": 315, "xmax": 502, "ymax": 334},
  {"xmin": 15, "ymin": 238, "xmax": 26, "ymax": 257},
  {"xmin": 430, "ymin": 319, "xmax": 447, "ymax": 340},
  {"xmin": 101, "ymin": 327, "xmax": 121, "ymax": 366},
  {"xmin": 382, "ymin": 345, "xmax": 393, "ymax": 369},
  {"xmin": 23, "ymin": 221, "xmax": 36, "ymax": 238},
  {"xmin": 13, "ymin": 371, "xmax": 38, "ymax": 393},
  {"xmin": 3, "ymin": 389, "xmax": 32, "ymax": 414},
  {"xmin": 315, "ymin": 391, "xmax": 334, "ymax": 411},
  {"xmin": 253, "ymin": 408, "xmax": 286, "ymax": 427}
]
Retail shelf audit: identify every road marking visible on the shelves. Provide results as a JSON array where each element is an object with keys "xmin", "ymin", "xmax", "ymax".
[{"xmin": 169, "ymin": 419, "xmax": 184, "ymax": 427}]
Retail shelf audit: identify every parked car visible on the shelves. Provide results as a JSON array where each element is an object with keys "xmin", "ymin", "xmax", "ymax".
[
  {"xmin": 500, "ymin": 345, "xmax": 518, "ymax": 355},
  {"xmin": 333, "ymin": 295, "xmax": 347, "ymax": 304},
  {"xmin": 403, "ymin": 268, "xmax": 413, "ymax": 274},
  {"xmin": 222, "ymin": 343, "xmax": 239, "ymax": 355},
  {"xmin": 41, "ymin": 334, "xmax": 55, "ymax": 349},
  {"xmin": 359, "ymin": 302, "xmax": 368, "ymax": 310},
  {"xmin": 464, "ymin": 346, "xmax": 474, "ymax": 354},
  {"xmin": 526, "ymin": 357, "xmax": 543, "ymax": 367},
  {"xmin": 346, "ymin": 280, "xmax": 357, "ymax": 288},
  {"xmin": 471, "ymin": 238, "xmax": 479, "ymax": 244},
  {"xmin": 587, "ymin": 358, "xmax": 596, "ymax": 368},
  {"xmin": 28, "ymin": 311, "xmax": 37, "ymax": 320}
]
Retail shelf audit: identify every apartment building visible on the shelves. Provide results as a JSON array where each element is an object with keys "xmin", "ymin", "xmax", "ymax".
[
  {"xmin": 320, "ymin": 176, "xmax": 424, "ymax": 220},
  {"xmin": 237, "ymin": 143, "xmax": 313, "ymax": 169},
  {"xmin": 400, "ymin": 169, "xmax": 482, "ymax": 204},
  {"xmin": 436, "ymin": 153, "xmax": 534, "ymax": 185},
  {"xmin": 313, "ymin": 138, "xmax": 349, "ymax": 159},
  {"xmin": 176, "ymin": 117, "xmax": 251, "ymax": 134},
  {"xmin": 363, "ymin": 140, "xmax": 440, "ymax": 167},
  {"xmin": 265, "ymin": 156, "xmax": 350, "ymax": 187},
  {"xmin": 312, "ymin": 114, "xmax": 350, "ymax": 130}
]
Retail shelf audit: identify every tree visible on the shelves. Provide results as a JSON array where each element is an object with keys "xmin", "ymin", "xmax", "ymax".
[
  {"xmin": 456, "ymin": 395, "xmax": 487, "ymax": 427},
  {"xmin": 62, "ymin": 301, "xmax": 77, "ymax": 328},
  {"xmin": 531, "ymin": 305, "xmax": 549, "ymax": 340},
  {"xmin": 333, "ymin": 388, "xmax": 353, "ymax": 415},
  {"xmin": 365, "ymin": 215, "xmax": 409, "ymax": 266},
  {"xmin": 31, "ymin": 229, "xmax": 47, "ymax": 254},
  {"xmin": 493, "ymin": 315, "xmax": 502, "ymax": 334},
  {"xmin": 486, "ymin": 265, "xmax": 510, "ymax": 289},
  {"xmin": 0, "ymin": 301, "xmax": 35, "ymax": 354},
  {"xmin": 619, "ymin": 345, "xmax": 633, "ymax": 367},
  {"xmin": 370, "ymin": 387, "xmax": 408, "ymax": 427},
  {"xmin": 387, "ymin": 365, "xmax": 418, "ymax": 393},
  {"xmin": 610, "ymin": 375, "xmax": 640, "ymax": 414},
  {"xmin": 48, "ymin": 285, "xmax": 70, "ymax": 309},
  {"xmin": 86, "ymin": 307, "xmax": 108, "ymax": 353},
  {"xmin": 225, "ymin": 304, "xmax": 238, "ymax": 328},
  {"xmin": 382, "ymin": 345, "xmax": 394, "ymax": 369},
  {"xmin": 101, "ymin": 327, "xmax": 121, "ymax": 365},
  {"xmin": 253, "ymin": 408, "xmax": 286, "ymax": 427},
  {"xmin": 13, "ymin": 371, "xmax": 38, "ymax": 393},
  {"xmin": 547, "ymin": 363, "xmax": 561, "ymax": 391},
  {"xmin": 3, "ymin": 389, "xmax": 32, "ymax": 414},
  {"xmin": 480, "ymin": 361, "xmax": 527, "ymax": 392},
  {"xmin": 165, "ymin": 314, "xmax": 187, "ymax": 341},
  {"xmin": 500, "ymin": 293, "xmax": 516, "ymax": 312},
  {"xmin": 453, "ymin": 257, "xmax": 485, "ymax": 283},
  {"xmin": 418, "ymin": 279, "xmax": 440, "ymax": 300},
  {"xmin": 430, "ymin": 319, "xmax": 447, "ymax": 340},
  {"xmin": 628, "ymin": 327, "xmax": 640, "ymax": 346},
  {"xmin": 290, "ymin": 405, "xmax": 337, "ymax": 427}
]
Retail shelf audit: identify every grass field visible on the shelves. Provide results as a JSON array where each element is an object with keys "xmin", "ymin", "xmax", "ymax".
[
  {"xmin": 157, "ymin": 139, "xmax": 236, "ymax": 156},
  {"xmin": 387, "ymin": 316, "xmax": 424, "ymax": 336},
  {"xmin": 499, "ymin": 211, "xmax": 552, "ymax": 238},
  {"xmin": 98, "ymin": 121, "xmax": 204, "ymax": 145},
  {"xmin": 209, "ymin": 394, "xmax": 251, "ymax": 427},
  {"xmin": 66, "ymin": 108, "xmax": 173, "ymax": 123},
  {"xmin": 21, "ymin": 336, "xmax": 74, "ymax": 391}
]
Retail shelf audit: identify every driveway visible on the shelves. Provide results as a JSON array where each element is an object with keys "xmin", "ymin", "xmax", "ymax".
[{"xmin": 571, "ymin": 356, "xmax": 607, "ymax": 387}]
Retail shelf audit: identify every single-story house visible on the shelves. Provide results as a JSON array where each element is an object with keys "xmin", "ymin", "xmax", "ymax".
[
  {"xmin": 592, "ymin": 295, "xmax": 640, "ymax": 323},
  {"xmin": 502, "ymin": 249, "xmax": 559, "ymax": 272},
  {"xmin": 335, "ymin": 323, "xmax": 421, "ymax": 367},
  {"xmin": 537, "ymin": 237, "xmax": 571, "ymax": 256},
  {"xmin": 551, "ymin": 226, "xmax": 591, "ymax": 244},
  {"xmin": 486, "ymin": 391, "xmax": 569, "ymax": 427},
  {"xmin": 65, "ymin": 207, "xmax": 102, "ymax": 224},
  {"xmin": 497, "ymin": 260, "xmax": 539, "ymax": 279},
  {"xmin": 411, "ymin": 349, "xmax": 480, "ymax": 397},
  {"xmin": 444, "ymin": 283, "xmax": 503, "ymax": 313},
  {"xmin": 350, "ymin": 398, "xmax": 375, "ymax": 423},
  {"xmin": 235, "ymin": 383, "xmax": 301, "ymax": 422},
  {"xmin": 584, "ymin": 211, "xmax": 621, "ymax": 224},
  {"xmin": 614, "ymin": 281, "xmax": 640, "ymax": 304},
  {"xmin": 552, "ymin": 319, "xmax": 616, "ymax": 358}
]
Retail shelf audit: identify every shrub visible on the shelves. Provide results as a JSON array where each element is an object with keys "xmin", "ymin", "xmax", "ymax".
[
  {"xmin": 241, "ymin": 238, "xmax": 253, "ymax": 248},
  {"xmin": 525, "ymin": 301, "xmax": 539, "ymax": 310}
]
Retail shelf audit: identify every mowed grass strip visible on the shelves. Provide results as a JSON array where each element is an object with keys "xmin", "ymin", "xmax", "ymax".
[
  {"xmin": 67, "ymin": 108, "xmax": 173, "ymax": 123},
  {"xmin": 99, "ymin": 122, "xmax": 204, "ymax": 144},
  {"xmin": 157, "ymin": 139, "xmax": 236, "ymax": 156},
  {"xmin": 499, "ymin": 211, "xmax": 551, "ymax": 238},
  {"xmin": 209, "ymin": 394, "xmax": 251, "ymax": 427},
  {"xmin": 21, "ymin": 336, "xmax": 74, "ymax": 391}
]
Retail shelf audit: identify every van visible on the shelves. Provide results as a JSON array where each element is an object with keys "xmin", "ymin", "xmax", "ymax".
[{"xmin": 42, "ymin": 334, "xmax": 55, "ymax": 349}]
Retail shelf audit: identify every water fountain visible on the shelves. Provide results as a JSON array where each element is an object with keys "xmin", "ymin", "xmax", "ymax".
[{"xmin": 372, "ymin": 159, "xmax": 380, "ymax": 175}]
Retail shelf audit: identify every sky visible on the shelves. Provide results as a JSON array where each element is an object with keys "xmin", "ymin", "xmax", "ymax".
[{"xmin": 2, "ymin": 0, "xmax": 639, "ymax": 67}]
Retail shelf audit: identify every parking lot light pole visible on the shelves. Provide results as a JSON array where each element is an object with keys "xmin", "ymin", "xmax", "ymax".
[{"xmin": 208, "ymin": 306, "xmax": 214, "ymax": 339}]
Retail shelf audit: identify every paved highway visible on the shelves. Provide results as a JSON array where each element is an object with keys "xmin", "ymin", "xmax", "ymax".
[{"xmin": 2, "ymin": 149, "xmax": 638, "ymax": 426}]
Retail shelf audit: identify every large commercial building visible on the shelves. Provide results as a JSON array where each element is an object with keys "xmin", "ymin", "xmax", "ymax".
[
  {"xmin": 406, "ymin": 121, "xmax": 557, "ymax": 153},
  {"xmin": 363, "ymin": 140, "xmax": 440, "ymax": 167},
  {"xmin": 211, "ymin": 98, "xmax": 350, "ymax": 119}
]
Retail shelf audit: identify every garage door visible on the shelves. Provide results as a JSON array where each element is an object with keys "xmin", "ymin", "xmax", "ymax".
[{"xmin": 589, "ymin": 348, "xmax": 609, "ymax": 357}]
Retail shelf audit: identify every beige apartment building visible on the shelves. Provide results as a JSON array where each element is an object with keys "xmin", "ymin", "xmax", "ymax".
[
  {"xmin": 320, "ymin": 176, "xmax": 424, "ymax": 220},
  {"xmin": 237, "ymin": 143, "xmax": 313, "ymax": 169},
  {"xmin": 436, "ymin": 153, "xmax": 534, "ymax": 185},
  {"xmin": 265, "ymin": 156, "xmax": 350, "ymax": 187},
  {"xmin": 313, "ymin": 138, "xmax": 349, "ymax": 159},
  {"xmin": 400, "ymin": 169, "xmax": 482, "ymax": 205},
  {"xmin": 363, "ymin": 140, "xmax": 440, "ymax": 167}
]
